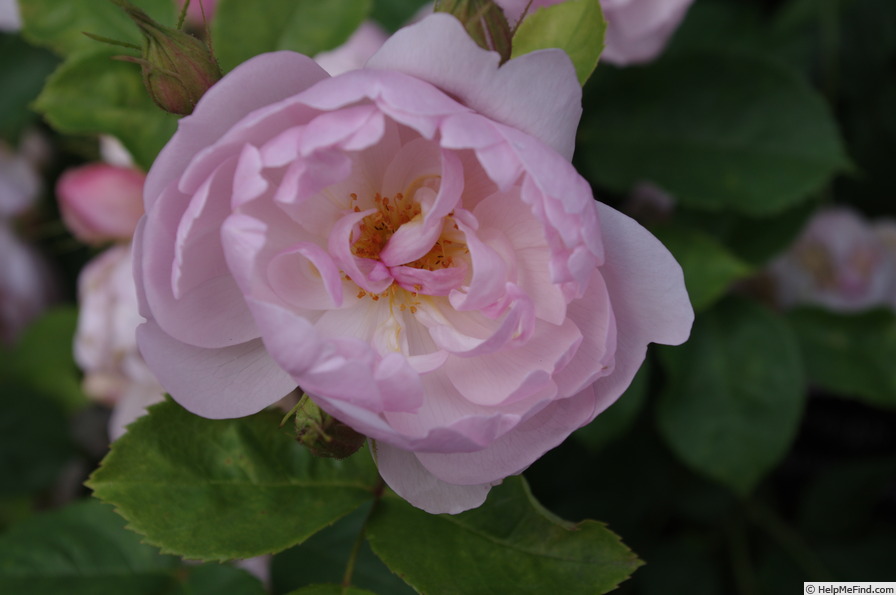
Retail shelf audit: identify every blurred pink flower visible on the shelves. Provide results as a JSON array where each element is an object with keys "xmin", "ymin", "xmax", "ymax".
[
  {"xmin": 57, "ymin": 164, "xmax": 146, "ymax": 245},
  {"xmin": 497, "ymin": 0, "xmax": 694, "ymax": 66},
  {"xmin": 0, "ymin": 0, "xmax": 21, "ymax": 32},
  {"xmin": 769, "ymin": 207, "xmax": 896, "ymax": 311},
  {"xmin": 134, "ymin": 14, "xmax": 692, "ymax": 513},
  {"xmin": 75, "ymin": 244, "xmax": 165, "ymax": 439}
]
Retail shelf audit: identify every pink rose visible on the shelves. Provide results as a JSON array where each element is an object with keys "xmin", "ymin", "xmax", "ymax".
[
  {"xmin": 57, "ymin": 164, "xmax": 146, "ymax": 245},
  {"xmin": 75, "ymin": 244, "xmax": 166, "ymax": 439},
  {"xmin": 769, "ymin": 208, "xmax": 896, "ymax": 312},
  {"xmin": 135, "ymin": 14, "xmax": 692, "ymax": 513},
  {"xmin": 497, "ymin": 0, "xmax": 694, "ymax": 66}
]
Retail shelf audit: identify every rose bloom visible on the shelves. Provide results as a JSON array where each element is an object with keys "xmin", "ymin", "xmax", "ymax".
[
  {"xmin": 769, "ymin": 207, "xmax": 896, "ymax": 312},
  {"xmin": 497, "ymin": 0, "xmax": 694, "ymax": 66},
  {"xmin": 135, "ymin": 14, "xmax": 692, "ymax": 513}
]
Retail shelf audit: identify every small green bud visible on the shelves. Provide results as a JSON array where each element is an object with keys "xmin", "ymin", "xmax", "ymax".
[
  {"xmin": 434, "ymin": 0, "xmax": 513, "ymax": 63},
  {"xmin": 292, "ymin": 395, "xmax": 365, "ymax": 460},
  {"xmin": 112, "ymin": 0, "xmax": 221, "ymax": 115}
]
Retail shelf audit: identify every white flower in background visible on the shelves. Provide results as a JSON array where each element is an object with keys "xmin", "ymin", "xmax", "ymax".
[
  {"xmin": 0, "ymin": 0, "xmax": 21, "ymax": 32},
  {"xmin": 0, "ymin": 224, "xmax": 56, "ymax": 344},
  {"xmin": 769, "ymin": 207, "xmax": 896, "ymax": 312}
]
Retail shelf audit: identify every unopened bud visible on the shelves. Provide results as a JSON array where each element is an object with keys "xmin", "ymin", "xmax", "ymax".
[
  {"xmin": 435, "ymin": 0, "xmax": 513, "ymax": 63},
  {"xmin": 292, "ymin": 396, "xmax": 365, "ymax": 460},
  {"xmin": 112, "ymin": 0, "xmax": 221, "ymax": 115}
]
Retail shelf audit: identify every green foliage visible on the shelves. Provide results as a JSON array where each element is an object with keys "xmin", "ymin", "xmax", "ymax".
[
  {"xmin": 657, "ymin": 297, "xmax": 805, "ymax": 495},
  {"xmin": 0, "ymin": 307, "xmax": 87, "ymax": 413},
  {"xmin": 33, "ymin": 48, "xmax": 177, "ymax": 169},
  {"xmin": 511, "ymin": 0, "xmax": 605, "ymax": 85},
  {"xmin": 0, "ymin": 382, "xmax": 72, "ymax": 498},
  {"xmin": 284, "ymin": 586, "xmax": 377, "ymax": 595},
  {"xmin": 0, "ymin": 500, "xmax": 267, "ymax": 595},
  {"xmin": 0, "ymin": 499, "xmax": 180, "ymax": 595},
  {"xmin": 579, "ymin": 50, "xmax": 849, "ymax": 215},
  {"xmin": 20, "ymin": 0, "xmax": 177, "ymax": 57},
  {"xmin": 370, "ymin": 0, "xmax": 430, "ymax": 31},
  {"xmin": 88, "ymin": 400, "xmax": 380, "ymax": 560},
  {"xmin": 367, "ymin": 476, "xmax": 641, "ymax": 594},
  {"xmin": 271, "ymin": 503, "xmax": 414, "ymax": 595},
  {"xmin": 652, "ymin": 224, "xmax": 753, "ymax": 311},
  {"xmin": 788, "ymin": 307, "xmax": 896, "ymax": 409},
  {"xmin": 212, "ymin": 0, "xmax": 371, "ymax": 72},
  {"xmin": 0, "ymin": 35, "xmax": 59, "ymax": 142}
]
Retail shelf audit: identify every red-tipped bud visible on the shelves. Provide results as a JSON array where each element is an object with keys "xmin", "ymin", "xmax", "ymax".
[
  {"xmin": 113, "ymin": 0, "xmax": 221, "ymax": 115},
  {"xmin": 434, "ymin": 0, "xmax": 513, "ymax": 63}
]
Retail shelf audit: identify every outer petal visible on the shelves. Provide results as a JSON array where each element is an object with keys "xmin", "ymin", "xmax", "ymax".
[
  {"xmin": 586, "ymin": 203, "xmax": 693, "ymax": 414},
  {"xmin": 414, "ymin": 385, "xmax": 599, "ymax": 485},
  {"xmin": 374, "ymin": 441, "xmax": 494, "ymax": 514},
  {"xmin": 367, "ymin": 14, "xmax": 581, "ymax": 160},
  {"xmin": 136, "ymin": 321, "xmax": 296, "ymax": 418},
  {"xmin": 145, "ymin": 52, "xmax": 330, "ymax": 204}
]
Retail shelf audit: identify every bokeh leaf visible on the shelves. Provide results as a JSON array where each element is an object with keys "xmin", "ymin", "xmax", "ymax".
[
  {"xmin": 271, "ymin": 503, "xmax": 414, "ymax": 595},
  {"xmin": 213, "ymin": 0, "xmax": 371, "ymax": 72},
  {"xmin": 33, "ymin": 48, "xmax": 177, "ymax": 170},
  {"xmin": 573, "ymin": 360, "xmax": 649, "ymax": 452},
  {"xmin": 511, "ymin": 0, "xmax": 605, "ymax": 85},
  {"xmin": 367, "ymin": 476, "xmax": 641, "ymax": 594},
  {"xmin": 20, "ymin": 0, "xmax": 176, "ymax": 56},
  {"xmin": 579, "ymin": 50, "xmax": 848, "ymax": 215},
  {"xmin": 653, "ymin": 224, "xmax": 753, "ymax": 311},
  {"xmin": 88, "ymin": 400, "xmax": 380, "ymax": 560},
  {"xmin": 788, "ymin": 307, "xmax": 896, "ymax": 409},
  {"xmin": 0, "ymin": 500, "xmax": 180, "ymax": 595},
  {"xmin": 0, "ymin": 35, "xmax": 59, "ymax": 142},
  {"xmin": 657, "ymin": 297, "xmax": 805, "ymax": 495}
]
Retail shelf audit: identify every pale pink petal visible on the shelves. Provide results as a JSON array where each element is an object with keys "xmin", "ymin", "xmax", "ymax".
[
  {"xmin": 145, "ymin": 52, "xmax": 330, "ymax": 204},
  {"xmin": 373, "ymin": 441, "xmax": 494, "ymax": 514},
  {"xmin": 136, "ymin": 321, "xmax": 296, "ymax": 418},
  {"xmin": 368, "ymin": 14, "xmax": 581, "ymax": 159},
  {"xmin": 415, "ymin": 385, "xmax": 599, "ymax": 485}
]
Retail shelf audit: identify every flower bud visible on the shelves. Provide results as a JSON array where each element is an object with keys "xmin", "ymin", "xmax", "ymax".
[
  {"xmin": 57, "ymin": 163, "xmax": 146, "ymax": 244},
  {"xmin": 293, "ymin": 396, "xmax": 365, "ymax": 460},
  {"xmin": 113, "ymin": 0, "xmax": 221, "ymax": 115},
  {"xmin": 434, "ymin": 0, "xmax": 513, "ymax": 63}
]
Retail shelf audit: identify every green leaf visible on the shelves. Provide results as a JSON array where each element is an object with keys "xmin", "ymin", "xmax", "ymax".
[
  {"xmin": 213, "ymin": 0, "xmax": 371, "ymax": 72},
  {"xmin": 0, "ymin": 500, "xmax": 180, "ymax": 595},
  {"xmin": 370, "ymin": 0, "xmax": 430, "ymax": 31},
  {"xmin": 367, "ymin": 476, "xmax": 641, "ymax": 594},
  {"xmin": 573, "ymin": 360, "xmax": 648, "ymax": 452},
  {"xmin": 174, "ymin": 564, "xmax": 268, "ymax": 595},
  {"xmin": 284, "ymin": 586, "xmax": 377, "ymax": 595},
  {"xmin": 579, "ymin": 50, "xmax": 849, "ymax": 215},
  {"xmin": 656, "ymin": 297, "xmax": 805, "ymax": 495},
  {"xmin": 88, "ymin": 400, "xmax": 380, "ymax": 560},
  {"xmin": 0, "ymin": 382, "xmax": 72, "ymax": 497},
  {"xmin": 511, "ymin": 0, "xmax": 605, "ymax": 85},
  {"xmin": 20, "ymin": 0, "xmax": 176, "ymax": 56},
  {"xmin": 652, "ymin": 224, "xmax": 753, "ymax": 311},
  {"xmin": 0, "ymin": 307, "xmax": 87, "ymax": 413},
  {"xmin": 0, "ymin": 35, "xmax": 60, "ymax": 142},
  {"xmin": 272, "ymin": 503, "xmax": 414, "ymax": 595},
  {"xmin": 32, "ymin": 48, "xmax": 177, "ymax": 170},
  {"xmin": 788, "ymin": 307, "xmax": 896, "ymax": 409}
]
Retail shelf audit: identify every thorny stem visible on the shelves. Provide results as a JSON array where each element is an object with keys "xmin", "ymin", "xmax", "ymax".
[{"xmin": 341, "ymin": 478, "xmax": 386, "ymax": 592}]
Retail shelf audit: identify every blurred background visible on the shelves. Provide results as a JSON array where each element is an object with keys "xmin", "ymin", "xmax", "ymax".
[{"xmin": 1, "ymin": 0, "xmax": 894, "ymax": 593}]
